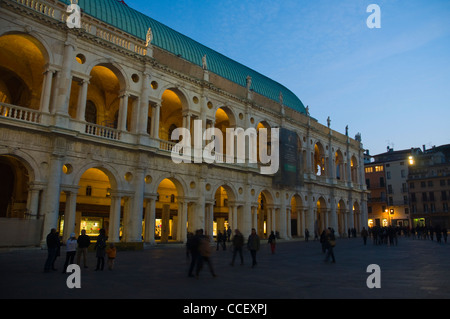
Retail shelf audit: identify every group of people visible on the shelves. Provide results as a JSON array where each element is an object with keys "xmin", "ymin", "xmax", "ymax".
[
  {"xmin": 186, "ymin": 227, "xmax": 262, "ymax": 278},
  {"xmin": 364, "ymin": 225, "xmax": 449, "ymax": 246},
  {"xmin": 44, "ymin": 228, "xmax": 117, "ymax": 273},
  {"xmin": 410, "ymin": 225, "xmax": 448, "ymax": 243}
]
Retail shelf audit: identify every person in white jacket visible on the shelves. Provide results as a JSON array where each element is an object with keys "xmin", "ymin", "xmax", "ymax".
[{"xmin": 62, "ymin": 233, "xmax": 78, "ymax": 273}]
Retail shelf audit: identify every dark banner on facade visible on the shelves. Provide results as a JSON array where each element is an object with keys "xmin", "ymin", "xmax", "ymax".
[{"xmin": 273, "ymin": 127, "xmax": 302, "ymax": 187}]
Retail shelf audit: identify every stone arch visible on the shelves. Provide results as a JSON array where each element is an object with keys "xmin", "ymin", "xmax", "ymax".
[
  {"xmin": 255, "ymin": 188, "xmax": 274, "ymax": 238},
  {"xmin": 353, "ymin": 200, "xmax": 361, "ymax": 232},
  {"xmin": 159, "ymin": 88, "xmax": 189, "ymax": 141},
  {"xmin": 313, "ymin": 141, "xmax": 326, "ymax": 176},
  {"xmin": 71, "ymin": 161, "xmax": 121, "ymax": 191},
  {"xmin": 0, "ymin": 32, "xmax": 49, "ymax": 109},
  {"xmin": 335, "ymin": 149, "xmax": 345, "ymax": 180},
  {"xmin": 290, "ymin": 193, "xmax": 304, "ymax": 237},
  {"xmin": 80, "ymin": 62, "xmax": 130, "ymax": 129},
  {"xmin": 58, "ymin": 162, "xmax": 124, "ymax": 241},
  {"xmin": 211, "ymin": 183, "xmax": 238, "ymax": 238},
  {"xmin": 316, "ymin": 196, "xmax": 328, "ymax": 234}
]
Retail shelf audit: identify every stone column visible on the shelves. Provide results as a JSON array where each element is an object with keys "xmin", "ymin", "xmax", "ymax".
[
  {"xmin": 55, "ymin": 40, "xmax": 76, "ymax": 116},
  {"xmin": 62, "ymin": 190, "xmax": 78, "ymax": 242},
  {"xmin": 143, "ymin": 197, "xmax": 156, "ymax": 244},
  {"xmin": 39, "ymin": 68, "xmax": 54, "ymax": 113},
  {"xmin": 138, "ymin": 72, "xmax": 151, "ymax": 135},
  {"xmin": 108, "ymin": 194, "xmax": 122, "ymax": 243},
  {"xmin": 26, "ymin": 184, "xmax": 41, "ymax": 219},
  {"xmin": 76, "ymin": 79, "xmax": 89, "ymax": 121},
  {"xmin": 127, "ymin": 168, "xmax": 145, "ymax": 242},
  {"xmin": 177, "ymin": 199, "xmax": 188, "ymax": 243},
  {"xmin": 286, "ymin": 207, "xmax": 292, "ymax": 239},
  {"xmin": 40, "ymin": 155, "xmax": 63, "ymax": 247},
  {"xmin": 118, "ymin": 93, "xmax": 129, "ymax": 132},
  {"xmin": 151, "ymin": 103, "xmax": 161, "ymax": 139}
]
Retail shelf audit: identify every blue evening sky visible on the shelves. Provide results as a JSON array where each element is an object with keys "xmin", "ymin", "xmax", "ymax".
[{"xmin": 125, "ymin": 0, "xmax": 450, "ymax": 155}]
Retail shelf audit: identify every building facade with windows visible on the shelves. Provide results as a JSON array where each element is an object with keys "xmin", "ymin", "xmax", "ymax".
[
  {"xmin": 0, "ymin": 0, "xmax": 368, "ymax": 247},
  {"xmin": 365, "ymin": 147, "xmax": 422, "ymax": 228},
  {"xmin": 408, "ymin": 145, "xmax": 450, "ymax": 228}
]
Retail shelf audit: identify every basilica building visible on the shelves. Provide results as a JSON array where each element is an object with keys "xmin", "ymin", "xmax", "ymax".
[{"xmin": 0, "ymin": 0, "xmax": 368, "ymax": 247}]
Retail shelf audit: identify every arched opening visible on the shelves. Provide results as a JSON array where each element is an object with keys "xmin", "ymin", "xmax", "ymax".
[
  {"xmin": 159, "ymin": 89, "xmax": 184, "ymax": 141},
  {"xmin": 335, "ymin": 150, "xmax": 344, "ymax": 180},
  {"xmin": 0, "ymin": 156, "xmax": 30, "ymax": 218},
  {"xmin": 314, "ymin": 142, "xmax": 326, "ymax": 176},
  {"xmin": 257, "ymin": 121, "xmax": 271, "ymax": 164},
  {"xmin": 155, "ymin": 178, "xmax": 179, "ymax": 242},
  {"xmin": 257, "ymin": 190, "xmax": 274, "ymax": 238},
  {"xmin": 213, "ymin": 186, "xmax": 229, "ymax": 238},
  {"xmin": 59, "ymin": 168, "xmax": 114, "ymax": 240},
  {"xmin": 77, "ymin": 64, "xmax": 131, "ymax": 131},
  {"xmin": 290, "ymin": 194, "xmax": 304, "ymax": 237},
  {"xmin": 214, "ymin": 106, "xmax": 236, "ymax": 158},
  {"xmin": 316, "ymin": 197, "xmax": 327, "ymax": 235},
  {"xmin": 0, "ymin": 33, "xmax": 47, "ymax": 109}
]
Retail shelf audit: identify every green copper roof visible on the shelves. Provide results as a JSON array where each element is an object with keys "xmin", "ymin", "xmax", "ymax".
[{"xmin": 60, "ymin": 0, "xmax": 306, "ymax": 114}]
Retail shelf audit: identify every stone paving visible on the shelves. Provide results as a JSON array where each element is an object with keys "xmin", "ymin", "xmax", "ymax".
[{"xmin": 1, "ymin": 235, "xmax": 449, "ymax": 301}]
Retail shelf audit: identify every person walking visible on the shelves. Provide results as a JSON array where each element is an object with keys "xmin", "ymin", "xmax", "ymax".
[
  {"xmin": 188, "ymin": 230, "xmax": 201, "ymax": 277},
  {"xmin": 216, "ymin": 231, "xmax": 226, "ymax": 251},
  {"xmin": 323, "ymin": 228, "xmax": 336, "ymax": 263},
  {"xmin": 305, "ymin": 228, "xmax": 310, "ymax": 242},
  {"xmin": 195, "ymin": 229, "xmax": 217, "ymax": 278},
  {"xmin": 106, "ymin": 243, "xmax": 117, "ymax": 270},
  {"xmin": 44, "ymin": 228, "xmax": 59, "ymax": 272},
  {"xmin": 247, "ymin": 228, "xmax": 260, "ymax": 268},
  {"xmin": 76, "ymin": 229, "xmax": 90, "ymax": 268},
  {"xmin": 230, "ymin": 229, "xmax": 244, "ymax": 266},
  {"xmin": 361, "ymin": 227, "xmax": 369, "ymax": 245},
  {"xmin": 268, "ymin": 231, "xmax": 276, "ymax": 254},
  {"xmin": 94, "ymin": 228, "xmax": 107, "ymax": 271},
  {"xmin": 62, "ymin": 232, "xmax": 78, "ymax": 273}
]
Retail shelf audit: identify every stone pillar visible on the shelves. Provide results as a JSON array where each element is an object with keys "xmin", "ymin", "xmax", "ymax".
[
  {"xmin": 108, "ymin": 194, "xmax": 122, "ymax": 243},
  {"xmin": 151, "ymin": 103, "xmax": 161, "ymax": 139},
  {"xmin": 127, "ymin": 168, "xmax": 145, "ymax": 242},
  {"xmin": 118, "ymin": 93, "xmax": 129, "ymax": 132},
  {"xmin": 161, "ymin": 204, "xmax": 170, "ymax": 243},
  {"xmin": 138, "ymin": 72, "xmax": 151, "ymax": 135},
  {"xmin": 143, "ymin": 197, "xmax": 156, "ymax": 244},
  {"xmin": 39, "ymin": 69, "xmax": 54, "ymax": 113},
  {"xmin": 76, "ymin": 79, "xmax": 89, "ymax": 121},
  {"xmin": 26, "ymin": 185, "xmax": 41, "ymax": 219},
  {"xmin": 40, "ymin": 155, "xmax": 63, "ymax": 247},
  {"xmin": 205, "ymin": 203, "xmax": 214, "ymax": 238},
  {"xmin": 55, "ymin": 40, "xmax": 76, "ymax": 116},
  {"xmin": 286, "ymin": 207, "xmax": 292, "ymax": 239},
  {"xmin": 62, "ymin": 190, "xmax": 78, "ymax": 242},
  {"xmin": 177, "ymin": 199, "xmax": 188, "ymax": 243}
]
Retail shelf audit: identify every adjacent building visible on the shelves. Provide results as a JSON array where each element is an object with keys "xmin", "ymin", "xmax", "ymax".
[
  {"xmin": 408, "ymin": 145, "xmax": 450, "ymax": 228},
  {"xmin": 365, "ymin": 147, "xmax": 421, "ymax": 228}
]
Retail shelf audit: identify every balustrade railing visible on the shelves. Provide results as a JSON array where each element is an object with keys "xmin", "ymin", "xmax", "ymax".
[
  {"xmin": 85, "ymin": 123, "xmax": 121, "ymax": 140},
  {"xmin": 0, "ymin": 102, "xmax": 41, "ymax": 124}
]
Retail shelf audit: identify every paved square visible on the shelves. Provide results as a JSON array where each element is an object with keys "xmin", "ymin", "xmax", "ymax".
[{"xmin": 1, "ymin": 236, "xmax": 449, "ymax": 300}]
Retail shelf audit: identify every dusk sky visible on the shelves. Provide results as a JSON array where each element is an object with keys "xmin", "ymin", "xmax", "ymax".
[{"xmin": 125, "ymin": 0, "xmax": 450, "ymax": 155}]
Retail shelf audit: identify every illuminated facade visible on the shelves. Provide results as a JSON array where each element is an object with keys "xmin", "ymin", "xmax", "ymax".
[
  {"xmin": 408, "ymin": 145, "xmax": 450, "ymax": 228},
  {"xmin": 365, "ymin": 147, "xmax": 422, "ymax": 228},
  {"xmin": 0, "ymin": 0, "xmax": 367, "ymax": 247}
]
